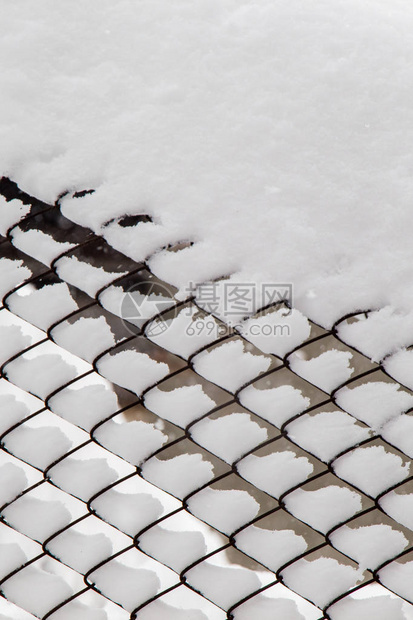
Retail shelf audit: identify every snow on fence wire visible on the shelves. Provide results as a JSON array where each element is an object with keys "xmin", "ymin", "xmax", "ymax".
[{"xmin": 0, "ymin": 176, "xmax": 412, "ymax": 620}]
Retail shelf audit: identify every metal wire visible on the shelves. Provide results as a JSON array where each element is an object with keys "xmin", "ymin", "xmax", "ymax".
[{"xmin": 0, "ymin": 176, "xmax": 412, "ymax": 619}]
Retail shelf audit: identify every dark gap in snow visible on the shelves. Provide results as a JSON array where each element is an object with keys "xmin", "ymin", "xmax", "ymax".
[
  {"xmin": 113, "ymin": 268, "xmax": 177, "ymax": 298},
  {"xmin": 17, "ymin": 209, "xmax": 94, "ymax": 246},
  {"xmin": 165, "ymin": 240, "xmax": 194, "ymax": 253},
  {"xmin": 0, "ymin": 236, "xmax": 51, "ymax": 278},
  {"xmin": 58, "ymin": 236, "xmax": 139, "ymax": 275},
  {"xmin": 29, "ymin": 271, "xmax": 62, "ymax": 290},
  {"xmin": 0, "ymin": 177, "xmax": 47, "ymax": 207},
  {"xmin": 0, "ymin": 176, "xmax": 53, "ymax": 216},
  {"xmin": 118, "ymin": 214, "xmax": 153, "ymax": 227},
  {"xmin": 72, "ymin": 189, "xmax": 95, "ymax": 199}
]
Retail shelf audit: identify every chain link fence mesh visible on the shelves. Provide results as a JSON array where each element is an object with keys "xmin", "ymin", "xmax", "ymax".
[{"xmin": 0, "ymin": 177, "xmax": 412, "ymax": 619}]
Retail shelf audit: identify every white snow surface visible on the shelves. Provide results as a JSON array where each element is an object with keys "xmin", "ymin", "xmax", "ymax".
[
  {"xmin": 240, "ymin": 309, "xmax": 311, "ymax": 358},
  {"xmin": 335, "ymin": 382, "xmax": 413, "ymax": 432},
  {"xmin": 2, "ymin": 565, "xmax": 74, "ymax": 618},
  {"xmin": 284, "ymin": 485, "xmax": 362, "ymax": 534},
  {"xmin": 52, "ymin": 316, "xmax": 116, "ymax": 363},
  {"xmin": 0, "ymin": 325, "xmax": 31, "ymax": 366},
  {"xmin": 0, "ymin": 394, "xmax": 30, "ymax": 435},
  {"xmin": 49, "ymin": 601, "xmax": 108, "ymax": 620},
  {"xmin": 282, "ymin": 557, "xmax": 360, "ymax": 609},
  {"xmin": 137, "ymin": 601, "xmax": 208, "ymax": 620},
  {"xmin": 288, "ymin": 349, "xmax": 353, "ymax": 393},
  {"xmin": 286, "ymin": 410, "xmax": 371, "ymax": 462},
  {"xmin": 49, "ymin": 457, "xmax": 118, "ymax": 502},
  {"xmin": 234, "ymin": 595, "xmax": 306, "ymax": 620},
  {"xmin": 0, "ymin": 462, "xmax": 28, "ymax": 507},
  {"xmin": 190, "ymin": 412, "xmax": 268, "ymax": 463},
  {"xmin": 330, "ymin": 523, "xmax": 408, "ymax": 571},
  {"xmin": 237, "ymin": 450, "xmax": 313, "ymax": 498},
  {"xmin": 138, "ymin": 586, "xmax": 225, "ymax": 620},
  {"xmin": 5, "ymin": 352, "xmax": 79, "ymax": 400},
  {"xmin": 144, "ymin": 384, "xmax": 216, "ymax": 427},
  {"xmin": 384, "ymin": 348, "xmax": 413, "ymax": 390},
  {"xmin": 10, "ymin": 228, "xmax": 75, "ymax": 266},
  {"xmin": 4, "ymin": 1, "xmax": 413, "ymax": 326},
  {"xmin": 3, "ymin": 496, "xmax": 71, "ymax": 543},
  {"xmin": 95, "ymin": 419, "xmax": 167, "ymax": 466},
  {"xmin": 379, "ymin": 491, "xmax": 413, "ymax": 531},
  {"xmin": 97, "ymin": 350, "xmax": 169, "ymax": 396},
  {"xmin": 193, "ymin": 340, "xmax": 271, "ymax": 392},
  {"xmin": 139, "ymin": 526, "xmax": 207, "ymax": 572},
  {"xmin": 90, "ymin": 561, "xmax": 161, "ymax": 612},
  {"xmin": 239, "ymin": 384, "xmax": 310, "ymax": 427},
  {"xmin": 185, "ymin": 561, "xmax": 262, "ymax": 610},
  {"xmin": 337, "ymin": 308, "xmax": 413, "ymax": 363},
  {"xmin": 147, "ymin": 306, "xmax": 222, "ymax": 359},
  {"xmin": 4, "ymin": 423, "xmax": 72, "ymax": 470},
  {"xmin": 7, "ymin": 282, "xmax": 78, "ymax": 331},
  {"xmin": 379, "ymin": 561, "xmax": 413, "ymax": 604},
  {"xmin": 333, "ymin": 445, "xmax": 410, "ymax": 497},
  {"xmin": 330, "ymin": 593, "xmax": 410, "ymax": 620},
  {"xmin": 98, "ymin": 285, "xmax": 125, "ymax": 318},
  {"xmin": 55, "ymin": 255, "xmax": 126, "ymax": 298},
  {"xmin": 381, "ymin": 414, "xmax": 413, "ymax": 458},
  {"xmin": 47, "ymin": 528, "xmax": 113, "ymax": 573},
  {"xmin": 142, "ymin": 453, "xmax": 214, "ymax": 499},
  {"xmin": 187, "ymin": 488, "xmax": 259, "ymax": 535},
  {"xmin": 0, "ymin": 543, "xmax": 27, "ymax": 581},
  {"xmin": 48, "ymin": 377, "xmax": 119, "ymax": 431},
  {"xmin": 235, "ymin": 583, "xmax": 321, "ymax": 620},
  {"xmin": 92, "ymin": 489, "xmax": 163, "ymax": 537},
  {"xmin": 0, "ymin": 259, "xmax": 31, "ymax": 300},
  {"xmin": 0, "ymin": 197, "xmax": 30, "ymax": 236},
  {"xmin": 235, "ymin": 525, "xmax": 307, "ymax": 572}
]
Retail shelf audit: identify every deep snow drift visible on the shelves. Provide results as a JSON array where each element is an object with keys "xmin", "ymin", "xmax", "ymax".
[{"xmin": 1, "ymin": 0, "xmax": 413, "ymax": 329}]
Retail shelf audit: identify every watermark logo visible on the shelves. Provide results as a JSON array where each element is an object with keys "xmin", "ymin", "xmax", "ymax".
[
  {"xmin": 185, "ymin": 318, "xmax": 291, "ymax": 338},
  {"xmin": 120, "ymin": 280, "xmax": 293, "ymax": 338}
]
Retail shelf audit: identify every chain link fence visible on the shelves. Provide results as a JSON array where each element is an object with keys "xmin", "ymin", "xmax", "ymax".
[{"xmin": 0, "ymin": 177, "xmax": 412, "ymax": 619}]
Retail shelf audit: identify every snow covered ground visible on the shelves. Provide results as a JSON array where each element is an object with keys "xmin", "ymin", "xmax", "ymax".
[
  {"xmin": 1, "ymin": 1, "xmax": 413, "ymax": 618},
  {"xmin": 1, "ymin": 0, "xmax": 413, "ymax": 327}
]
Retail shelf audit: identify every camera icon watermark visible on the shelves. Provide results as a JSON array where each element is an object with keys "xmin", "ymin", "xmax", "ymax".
[{"xmin": 120, "ymin": 280, "xmax": 178, "ymax": 337}]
